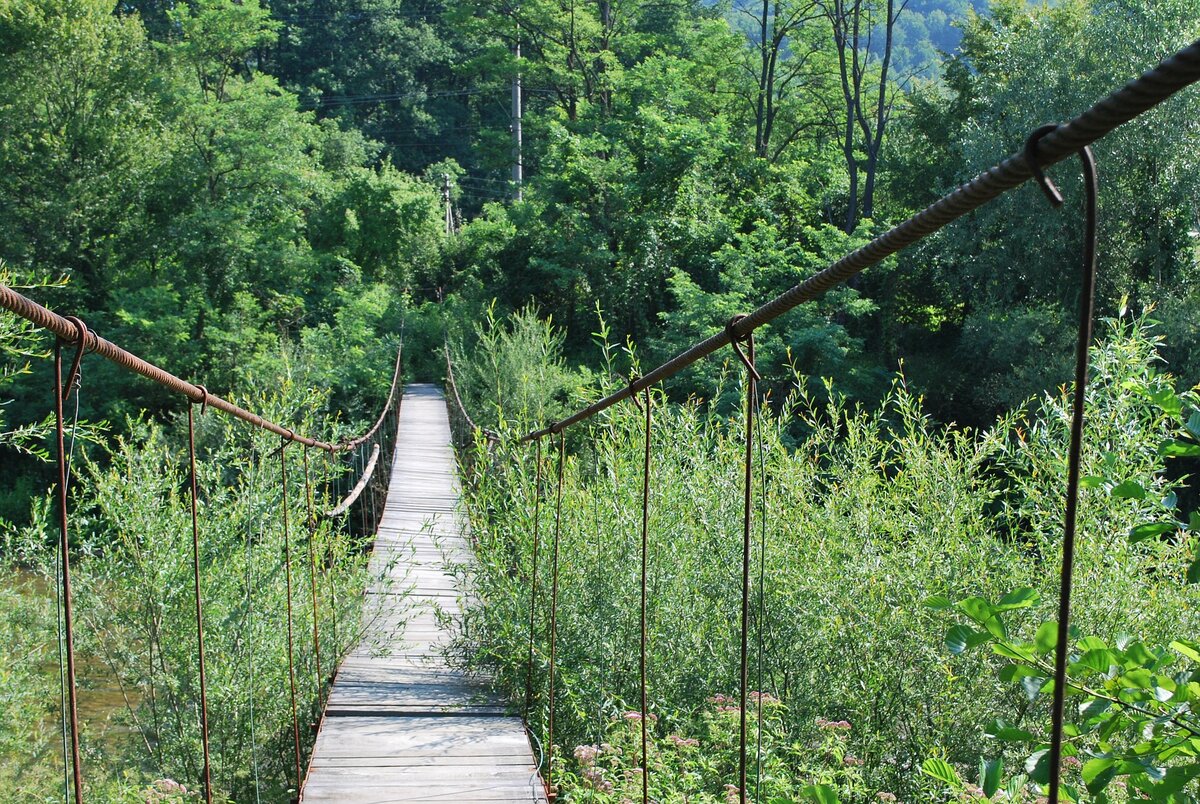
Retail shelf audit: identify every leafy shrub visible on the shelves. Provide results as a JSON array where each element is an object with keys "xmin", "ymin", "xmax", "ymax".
[{"xmin": 453, "ymin": 309, "xmax": 1198, "ymax": 800}]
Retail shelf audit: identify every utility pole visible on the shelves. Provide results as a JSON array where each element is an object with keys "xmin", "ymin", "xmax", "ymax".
[
  {"xmin": 442, "ymin": 173, "xmax": 453, "ymax": 235},
  {"xmin": 511, "ymin": 25, "xmax": 523, "ymax": 201}
]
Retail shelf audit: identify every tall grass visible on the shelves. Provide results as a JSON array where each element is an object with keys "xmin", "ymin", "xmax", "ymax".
[{"xmin": 452, "ymin": 310, "xmax": 1199, "ymax": 800}]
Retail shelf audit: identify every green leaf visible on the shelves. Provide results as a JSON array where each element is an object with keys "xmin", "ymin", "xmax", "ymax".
[
  {"xmin": 996, "ymin": 587, "xmax": 1039, "ymax": 612},
  {"xmin": 1082, "ymin": 758, "xmax": 1116, "ymax": 793},
  {"xmin": 981, "ymin": 758, "xmax": 1003, "ymax": 798},
  {"xmin": 1129, "ymin": 522, "xmax": 1176, "ymax": 543},
  {"xmin": 1026, "ymin": 748, "xmax": 1051, "ymax": 783},
  {"xmin": 1189, "ymin": 551, "xmax": 1200, "ymax": 585},
  {"xmin": 1149, "ymin": 386, "xmax": 1183, "ymax": 416},
  {"xmin": 1186, "ymin": 410, "xmax": 1200, "ymax": 441},
  {"xmin": 1035, "ymin": 621, "xmax": 1059, "ymax": 655},
  {"xmin": 958, "ymin": 596, "xmax": 995, "ymax": 625},
  {"xmin": 1160, "ymin": 439, "xmax": 1200, "ymax": 458},
  {"xmin": 1021, "ymin": 675, "xmax": 1047, "ymax": 701},
  {"xmin": 1079, "ymin": 698, "xmax": 1112, "ymax": 721},
  {"xmin": 990, "ymin": 725, "xmax": 1036, "ymax": 743},
  {"xmin": 1080, "ymin": 475, "xmax": 1107, "ymax": 489},
  {"xmin": 999, "ymin": 663, "xmax": 1043, "ymax": 683},
  {"xmin": 1111, "ymin": 480, "xmax": 1147, "ymax": 500},
  {"xmin": 924, "ymin": 595, "xmax": 954, "ymax": 610},
  {"xmin": 1170, "ymin": 640, "xmax": 1200, "ymax": 663},
  {"xmin": 801, "ymin": 784, "xmax": 839, "ymax": 804},
  {"xmin": 946, "ymin": 624, "xmax": 990, "ymax": 655},
  {"xmin": 921, "ymin": 758, "xmax": 962, "ymax": 788}
]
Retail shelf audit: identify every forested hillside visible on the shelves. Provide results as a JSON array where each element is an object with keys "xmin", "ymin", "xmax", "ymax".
[
  {"xmin": 2, "ymin": 0, "xmax": 1200, "ymax": 800},
  {"xmin": 3, "ymin": 0, "xmax": 1198, "ymax": 447}
]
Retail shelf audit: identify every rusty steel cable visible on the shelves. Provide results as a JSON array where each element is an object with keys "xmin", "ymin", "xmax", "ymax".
[
  {"xmin": 341, "ymin": 348, "xmax": 403, "ymax": 451},
  {"xmin": 52, "ymin": 333, "xmax": 85, "ymax": 803},
  {"xmin": 444, "ymin": 339, "xmax": 500, "ymax": 441},
  {"xmin": 0, "ymin": 282, "xmax": 404, "ymax": 453},
  {"xmin": 187, "ymin": 394, "xmax": 214, "ymax": 804},
  {"xmin": 302, "ymin": 447, "xmax": 324, "ymax": 705},
  {"xmin": 638, "ymin": 386, "xmax": 652, "ymax": 804},
  {"xmin": 545, "ymin": 432, "xmax": 566, "ymax": 802},
  {"xmin": 279, "ymin": 440, "xmax": 305, "ymax": 791},
  {"xmin": 516, "ymin": 38, "xmax": 1200, "ymax": 443},
  {"xmin": 726, "ymin": 322, "xmax": 758, "ymax": 804},
  {"xmin": 523, "ymin": 438, "xmax": 544, "ymax": 722},
  {"xmin": 1023, "ymin": 127, "xmax": 1100, "ymax": 803}
]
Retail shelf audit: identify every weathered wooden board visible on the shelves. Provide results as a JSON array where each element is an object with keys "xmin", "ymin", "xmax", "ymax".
[{"xmin": 302, "ymin": 384, "xmax": 546, "ymax": 803}]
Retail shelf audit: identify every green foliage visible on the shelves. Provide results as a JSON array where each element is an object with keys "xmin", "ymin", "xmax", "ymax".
[{"xmin": 453, "ymin": 310, "xmax": 1198, "ymax": 799}]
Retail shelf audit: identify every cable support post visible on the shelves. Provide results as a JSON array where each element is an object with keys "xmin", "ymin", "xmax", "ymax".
[
  {"xmin": 1022, "ymin": 122, "xmax": 1100, "ymax": 804},
  {"xmin": 52, "ymin": 328, "xmax": 86, "ymax": 803}
]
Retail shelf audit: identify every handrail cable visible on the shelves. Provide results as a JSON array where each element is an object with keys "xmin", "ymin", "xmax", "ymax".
[
  {"xmin": 327, "ymin": 443, "xmax": 382, "ymax": 517},
  {"xmin": 517, "ymin": 38, "xmax": 1200, "ymax": 443},
  {"xmin": 0, "ymin": 283, "xmax": 403, "ymax": 452}
]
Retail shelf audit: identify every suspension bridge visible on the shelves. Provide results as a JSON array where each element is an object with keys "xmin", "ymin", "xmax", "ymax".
[
  {"xmin": 0, "ymin": 37, "xmax": 1198, "ymax": 804},
  {"xmin": 302, "ymin": 385, "xmax": 546, "ymax": 802}
]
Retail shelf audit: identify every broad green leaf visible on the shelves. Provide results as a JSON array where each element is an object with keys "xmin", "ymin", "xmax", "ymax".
[
  {"xmin": 1171, "ymin": 640, "xmax": 1200, "ymax": 663},
  {"xmin": 1082, "ymin": 757, "xmax": 1116, "ymax": 792},
  {"xmin": 1189, "ymin": 552, "xmax": 1200, "ymax": 585},
  {"xmin": 1021, "ymin": 675, "xmax": 1047, "ymax": 701},
  {"xmin": 1111, "ymin": 480, "xmax": 1147, "ymax": 500},
  {"xmin": 1026, "ymin": 748, "xmax": 1051, "ymax": 783},
  {"xmin": 1035, "ymin": 621, "xmax": 1059, "ymax": 655},
  {"xmin": 1080, "ymin": 475, "xmax": 1107, "ymax": 488},
  {"xmin": 1129, "ymin": 522, "xmax": 1175, "ymax": 543},
  {"xmin": 946, "ymin": 624, "xmax": 990, "ymax": 655},
  {"xmin": 991, "ymin": 725, "xmax": 1036, "ymax": 743},
  {"xmin": 958, "ymin": 596, "xmax": 995, "ymax": 625},
  {"xmin": 996, "ymin": 587, "xmax": 1039, "ymax": 611},
  {"xmin": 921, "ymin": 758, "xmax": 962, "ymax": 787},
  {"xmin": 801, "ymin": 784, "xmax": 838, "ymax": 804},
  {"xmin": 924, "ymin": 595, "xmax": 954, "ymax": 610},
  {"xmin": 1186, "ymin": 410, "xmax": 1200, "ymax": 440},
  {"xmin": 1160, "ymin": 439, "xmax": 1200, "ymax": 458},
  {"xmin": 981, "ymin": 758, "xmax": 1002, "ymax": 798},
  {"xmin": 1071, "ymin": 649, "xmax": 1114, "ymax": 675},
  {"xmin": 1079, "ymin": 698, "xmax": 1112, "ymax": 721},
  {"xmin": 999, "ymin": 663, "xmax": 1043, "ymax": 682},
  {"xmin": 1149, "ymin": 387, "xmax": 1183, "ymax": 416}
]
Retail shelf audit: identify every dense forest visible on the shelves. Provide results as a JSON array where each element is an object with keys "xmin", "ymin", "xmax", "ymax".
[{"xmin": 1, "ymin": 0, "xmax": 1199, "ymax": 799}]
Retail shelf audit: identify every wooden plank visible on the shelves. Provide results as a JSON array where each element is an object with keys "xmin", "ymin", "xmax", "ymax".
[{"xmin": 303, "ymin": 385, "xmax": 546, "ymax": 803}]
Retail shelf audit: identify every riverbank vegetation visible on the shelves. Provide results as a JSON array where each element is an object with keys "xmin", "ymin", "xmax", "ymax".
[{"xmin": 453, "ymin": 309, "xmax": 1200, "ymax": 800}]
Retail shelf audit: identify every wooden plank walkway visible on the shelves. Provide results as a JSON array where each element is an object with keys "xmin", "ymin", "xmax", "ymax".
[{"xmin": 302, "ymin": 384, "xmax": 547, "ymax": 803}]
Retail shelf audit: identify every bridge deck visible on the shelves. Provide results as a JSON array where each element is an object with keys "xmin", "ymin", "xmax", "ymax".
[{"xmin": 303, "ymin": 384, "xmax": 546, "ymax": 803}]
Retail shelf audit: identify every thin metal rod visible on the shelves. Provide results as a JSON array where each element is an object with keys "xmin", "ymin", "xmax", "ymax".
[
  {"xmin": 302, "ymin": 447, "xmax": 324, "ymax": 704},
  {"xmin": 638, "ymin": 387, "xmax": 652, "ymax": 804},
  {"xmin": 524, "ymin": 438, "xmax": 544, "ymax": 721},
  {"xmin": 187, "ymin": 404, "xmax": 214, "ymax": 804},
  {"xmin": 545, "ymin": 432, "xmax": 566, "ymax": 801},
  {"xmin": 516, "ymin": 39, "xmax": 1200, "ymax": 443},
  {"xmin": 280, "ymin": 441, "xmax": 304, "ymax": 791},
  {"xmin": 737, "ymin": 335, "xmax": 756, "ymax": 804},
  {"xmin": 1047, "ymin": 145, "xmax": 1099, "ymax": 804},
  {"xmin": 52, "ymin": 341, "xmax": 84, "ymax": 803}
]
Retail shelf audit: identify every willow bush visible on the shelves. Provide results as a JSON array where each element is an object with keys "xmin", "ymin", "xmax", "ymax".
[
  {"xmin": 0, "ymin": 385, "xmax": 402, "ymax": 802},
  {"xmin": 453, "ymin": 310, "xmax": 1199, "ymax": 801}
]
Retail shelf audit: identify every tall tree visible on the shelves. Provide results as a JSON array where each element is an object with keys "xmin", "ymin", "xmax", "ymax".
[{"xmin": 820, "ymin": 0, "xmax": 907, "ymax": 231}]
